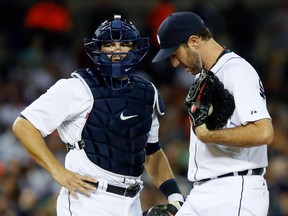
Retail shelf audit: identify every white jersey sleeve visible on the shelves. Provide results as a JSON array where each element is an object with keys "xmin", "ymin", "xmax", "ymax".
[
  {"xmin": 146, "ymin": 82, "xmax": 163, "ymax": 144},
  {"xmin": 224, "ymin": 59, "xmax": 271, "ymax": 125},
  {"xmin": 21, "ymin": 77, "xmax": 92, "ymax": 143},
  {"xmin": 147, "ymin": 110, "xmax": 160, "ymax": 143}
]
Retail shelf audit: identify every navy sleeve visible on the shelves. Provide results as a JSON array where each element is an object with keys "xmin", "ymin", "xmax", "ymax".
[{"xmin": 146, "ymin": 142, "xmax": 161, "ymax": 155}]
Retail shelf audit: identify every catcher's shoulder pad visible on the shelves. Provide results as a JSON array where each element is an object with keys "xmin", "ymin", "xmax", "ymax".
[
  {"xmin": 151, "ymin": 83, "xmax": 165, "ymax": 115},
  {"xmin": 156, "ymin": 93, "xmax": 165, "ymax": 115}
]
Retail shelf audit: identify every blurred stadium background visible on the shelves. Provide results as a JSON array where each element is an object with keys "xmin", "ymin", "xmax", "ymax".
[{"xmin": 0, "ymin": 0, "xmax": 288, "ymax": 215}]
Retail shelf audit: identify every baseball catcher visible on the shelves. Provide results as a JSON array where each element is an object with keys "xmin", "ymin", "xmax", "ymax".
[{"xmin": 185, "ymin": 70, "xmax": 235, "ymax": 130}]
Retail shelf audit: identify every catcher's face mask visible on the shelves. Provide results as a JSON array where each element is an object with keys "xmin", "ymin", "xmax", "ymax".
[{"xmin": 84, "ymin": 14, "xmax": 150, "ymax": 90}]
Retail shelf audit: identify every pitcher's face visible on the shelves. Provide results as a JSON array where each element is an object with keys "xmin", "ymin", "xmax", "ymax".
[{"xmin": 170, "ymin": 44, "xmax": 203, "ymax": 75}]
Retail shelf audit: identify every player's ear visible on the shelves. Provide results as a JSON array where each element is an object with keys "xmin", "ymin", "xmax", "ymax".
[{"xmin": 187, "ymin": 35, "xmax": 199, "ymax": 48}]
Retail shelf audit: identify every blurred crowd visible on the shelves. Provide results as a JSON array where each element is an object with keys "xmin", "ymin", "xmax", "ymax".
[{"xmin": 0, "ymin": 0, "xmax": 288, "ymax": 215}]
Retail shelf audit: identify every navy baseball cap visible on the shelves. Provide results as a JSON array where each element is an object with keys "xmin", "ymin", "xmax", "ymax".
[{"xmin": 152, "ymin": 12, "xmax": 205, "ymax": 63}]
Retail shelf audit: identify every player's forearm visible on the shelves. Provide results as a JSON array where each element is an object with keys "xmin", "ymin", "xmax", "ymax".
[
  {"xmin": 12, "ymin": 117, "xmax": 65, "ymax": 175},
  {"xmin": 145, "ymin": 149, "xmax": 174, "ymax": 188},
  {"xmin": 196, "ymin": 118, "xmax": 274, "ymax": 147},
  {"xmin": 145, "ymin": 149, "xmax": 184, "ymax": 209}
]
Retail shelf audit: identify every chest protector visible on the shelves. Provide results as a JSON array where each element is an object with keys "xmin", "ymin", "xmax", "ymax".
[{"xmin": 76, "ymin": 68, "xmax": 159, "ymax": 177}]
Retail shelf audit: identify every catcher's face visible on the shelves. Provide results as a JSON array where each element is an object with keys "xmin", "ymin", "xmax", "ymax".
[
  {"xmin": 99, "ymin": 41, "xmax": 134, "ymax": 81},
  {"xmin": 170, "ymin": 43, "xmax": 203, "ymax": 75},
  {"xmin": 100, "ymin": 41, "xmax": 134, "ymax": 61}
]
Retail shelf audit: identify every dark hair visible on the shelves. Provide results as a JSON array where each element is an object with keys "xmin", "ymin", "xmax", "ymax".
[
  {"xmin": 181, "ymin": 27, "xmax": 213, "ymax": 47},
  {"xmin": 196, "ymin": 27, "xmax": 213, "ymax": 40}
]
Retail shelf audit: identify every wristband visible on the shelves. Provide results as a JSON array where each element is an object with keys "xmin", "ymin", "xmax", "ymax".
[{"xmin": 159, "ymin": 179, "xmax": 183, "ymax": 201}]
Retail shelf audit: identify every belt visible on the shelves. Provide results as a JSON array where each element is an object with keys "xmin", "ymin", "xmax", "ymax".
[
  {"xmin": 90, "ymin": 182, "xmax": 141, "ymax": 198},
  {"xmin": 67, "ymin": 141, "xmax": 85, "ymax": 151},
  {"xmin": 197, "ymin": 168, "xmax": 264, "ymax": 184}
]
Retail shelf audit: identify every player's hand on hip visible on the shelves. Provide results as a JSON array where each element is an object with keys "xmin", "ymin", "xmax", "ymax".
[{"xmin": 51, "ymin": 167, "xmax": 98, "ymax": 199}]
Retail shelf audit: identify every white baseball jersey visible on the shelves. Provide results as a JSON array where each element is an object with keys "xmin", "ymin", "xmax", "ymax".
[
  {"xmin": 187, "ymin": 52, "xmax": 271, "ymax": 182},
  {"xmin": 21, "ymin": 72, "xmax": 162, "ymax": 216}
]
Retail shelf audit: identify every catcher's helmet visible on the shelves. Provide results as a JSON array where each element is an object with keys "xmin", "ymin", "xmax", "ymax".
[{"xmin": 84, "ymin": 14, "xmax": 150, "ymax": 89}]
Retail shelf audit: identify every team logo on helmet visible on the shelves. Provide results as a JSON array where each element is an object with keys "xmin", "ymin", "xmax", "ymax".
[{"xmin": 156, "ymin": 34, "xmax": 161, "ymax": 45}]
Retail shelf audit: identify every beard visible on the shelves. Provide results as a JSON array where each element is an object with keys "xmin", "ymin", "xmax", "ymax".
[{"xmin": 186, "ymin": 49, "xmax": 203, "ymax": 75}]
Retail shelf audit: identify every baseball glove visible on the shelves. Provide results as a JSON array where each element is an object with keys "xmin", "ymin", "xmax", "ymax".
[
  {"xmin": 142, "ymin": 204, "xmax": 178, "ymax": 216},
  {"xmin": 185, "ymin": 70, "xmax": 235, "ymax": 130}
]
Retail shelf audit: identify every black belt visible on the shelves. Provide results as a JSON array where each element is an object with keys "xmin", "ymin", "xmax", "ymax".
[
  {"xmin": 67, "ymin": 141, "xmax": 86, "ymax": 151},
  {"xmin": 89, "ymin": 182, "xmax": 141, "ymax": 198},
  {"xmin": 197, "ymin": 168, "xmax": 264, "ymax": 184}
]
